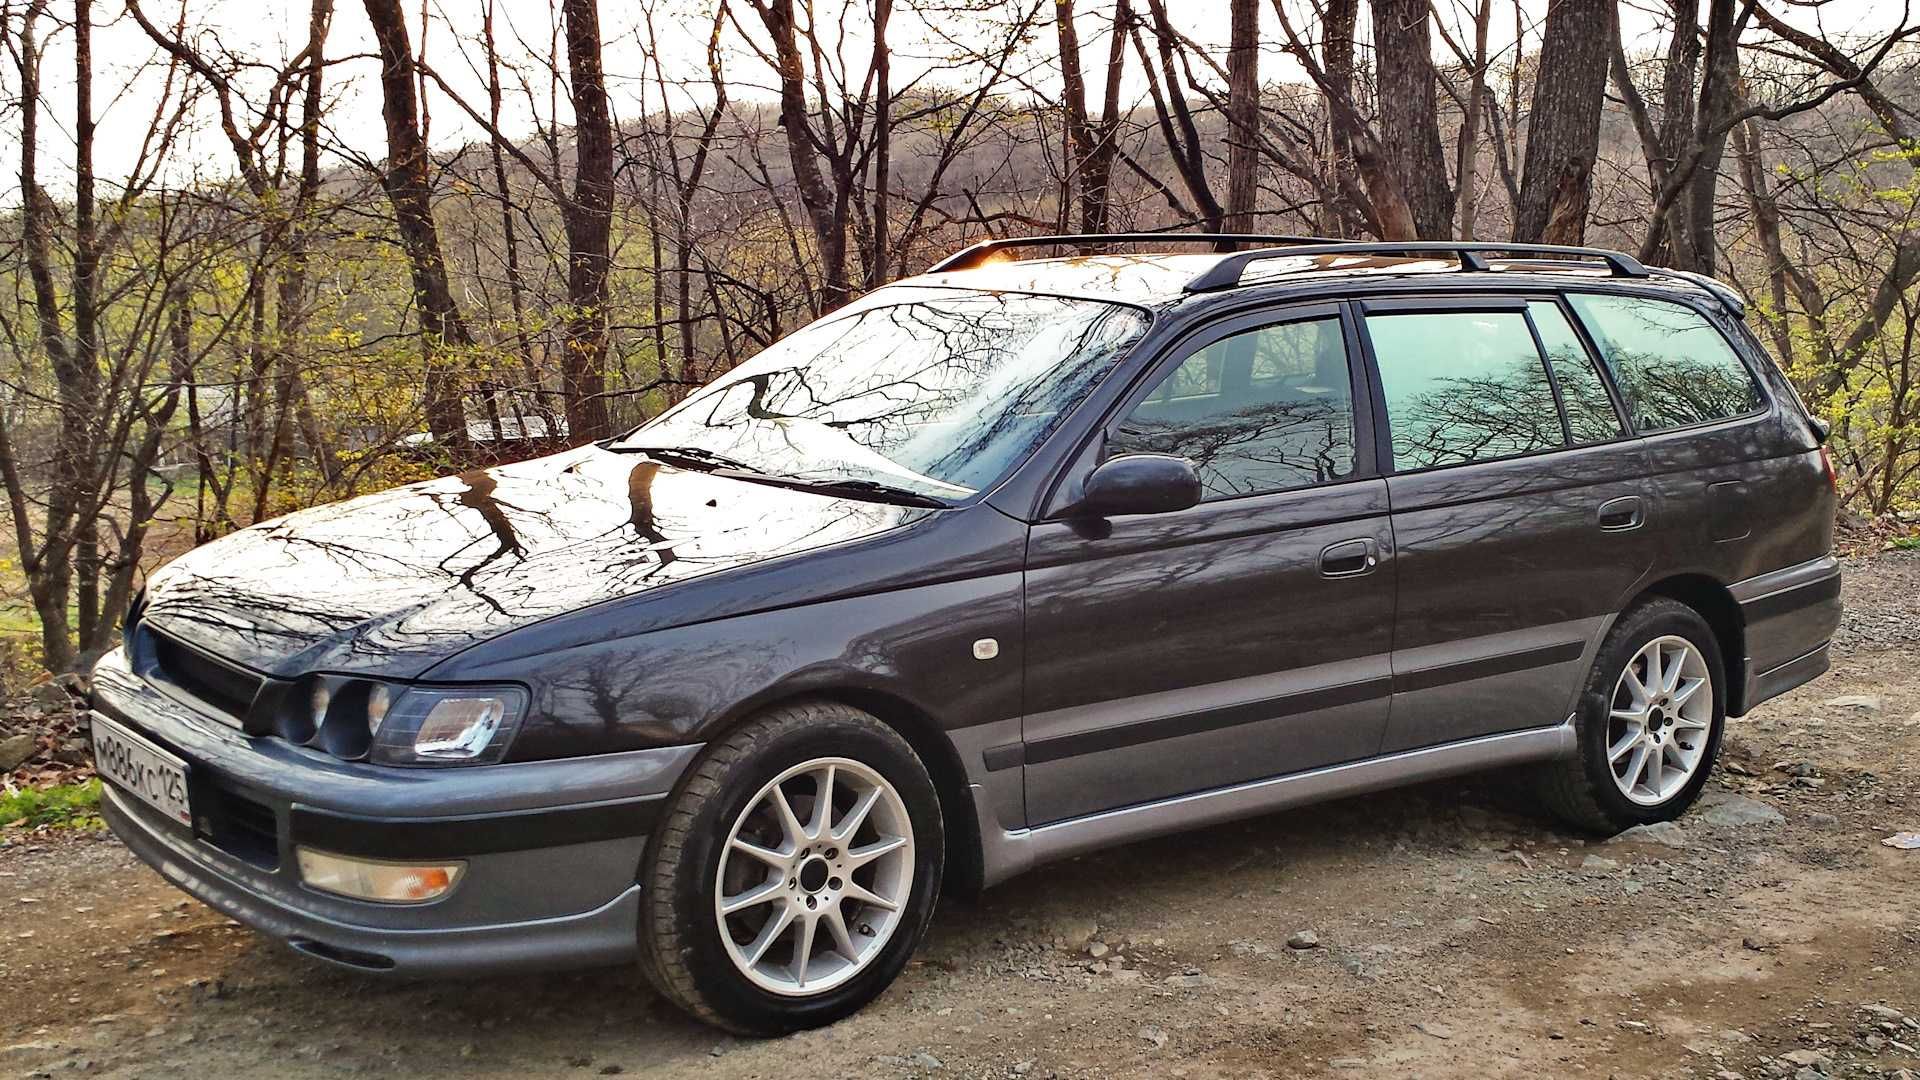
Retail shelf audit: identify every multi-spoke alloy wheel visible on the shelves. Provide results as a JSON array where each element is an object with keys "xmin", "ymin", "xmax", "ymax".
[
  {"xmin": 1529, "ymin": 599, "xmax": 1726, "ymax": 834},
  {"xmin": 715, "ymin": 758, "xmax": 915, "ymax": 995},
  {"xmin": 640, "ymin": 702, "xmax": 942, "ymax": 1033},
  {"xmin": 1606, "ymin": 635, "xmax": 1713, "ymax": 805}
]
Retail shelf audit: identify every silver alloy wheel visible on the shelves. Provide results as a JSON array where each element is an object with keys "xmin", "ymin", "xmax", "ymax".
[
  {"xmin": 714, "ymin": 757, "xmax": 915, "ymax": 997},
  {"xmin": 1606, "ymin": 635, "xmax": 1714, "ymax": 806}
]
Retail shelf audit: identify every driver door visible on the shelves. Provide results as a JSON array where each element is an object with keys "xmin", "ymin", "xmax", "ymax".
[{"xmin": 1020, "ymin": 303, "xmax": 1396, "ymax": 825}]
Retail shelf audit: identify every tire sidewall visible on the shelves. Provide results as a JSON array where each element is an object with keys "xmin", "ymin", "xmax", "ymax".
[
  {"xmin": 1578, "ymin": 603, "xmax": 1727, "ymax": 826},
  {"xmin": 660, "ymin": 720, "xmax": 944, "ymax": 1034}
]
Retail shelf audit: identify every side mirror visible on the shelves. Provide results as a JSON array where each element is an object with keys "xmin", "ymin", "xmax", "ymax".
[
  {"xmin": 1807, "ymin": 414, "xmax": 1832, "ymax": 445},
  {"xmin": 1076, "ymin": 453, "xmax": 1202, "ymax": 518}
]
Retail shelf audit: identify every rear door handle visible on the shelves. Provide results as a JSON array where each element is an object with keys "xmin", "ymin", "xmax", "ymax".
[
  {"xmin": 1319, "ymin": 538, "xmax": 1379, "ymax": 578},
  {"xmin": 1598, "ymin": 495, "xmax": 1647, "ymax": 531}
]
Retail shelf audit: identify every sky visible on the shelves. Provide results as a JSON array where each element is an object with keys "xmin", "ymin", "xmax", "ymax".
[{"xmin": 0, "ymin": 0, "xmax": 1907, "ymax": 200}]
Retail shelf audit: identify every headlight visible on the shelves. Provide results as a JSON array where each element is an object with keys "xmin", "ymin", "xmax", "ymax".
[
  {"xmin": 368, "ymin": 684, "xmax": 528, "ymax": 766},
  {"xmin": 277, "ymin": 678, "xmax": 527, "ymax": 766}
]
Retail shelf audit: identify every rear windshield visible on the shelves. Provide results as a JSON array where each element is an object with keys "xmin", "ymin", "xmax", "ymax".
[{"xmin": 618, "ymin": 290, "xmax": 1149, "ymax": 500}]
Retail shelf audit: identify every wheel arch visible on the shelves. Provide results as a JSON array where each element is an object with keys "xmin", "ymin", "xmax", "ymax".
[
  {"xmin": 699, "ymin": 685, "xmax": 985, "ymax": 897},
  {"xmin": 1633, "ymin": 574, "xmax": 1747, "ymax": 714}
]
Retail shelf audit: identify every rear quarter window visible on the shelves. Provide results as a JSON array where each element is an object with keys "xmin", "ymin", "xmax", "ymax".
[{"xmin": 1567, "ymin": 293, "xmax": 1763, "ymax": 432}]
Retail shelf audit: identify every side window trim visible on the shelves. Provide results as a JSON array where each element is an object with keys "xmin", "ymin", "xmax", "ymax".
[
  {"xmin": 1532, "ymin": 292, "xmax": 1637, "ymax": 437},
  {"xmin": 1098, "ymin": 301, "xmax": 1380, "ymax": 493},
  {"xmin": 1518, "ymin": 304, "xmax": 1576, "ymax": 447}
]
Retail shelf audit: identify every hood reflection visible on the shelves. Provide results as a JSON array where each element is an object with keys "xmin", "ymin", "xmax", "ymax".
[{"xmin": 141, "ymin": 445, "xmax": 926, "ymax": 678}]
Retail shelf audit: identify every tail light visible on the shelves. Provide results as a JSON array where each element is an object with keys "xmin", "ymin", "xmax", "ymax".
[{"xmin": 1818, "ymin": 446, "xmax": 1838, "ymax": 493}]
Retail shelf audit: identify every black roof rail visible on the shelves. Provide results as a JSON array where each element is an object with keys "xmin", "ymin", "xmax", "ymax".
[
  {"xmin": 926, "ymin": 233, "xmax": 1336, "ymax": 274},
  {"xmin": 1184, "ymin": 241, "xmax": 1650, "ymax": 292}
]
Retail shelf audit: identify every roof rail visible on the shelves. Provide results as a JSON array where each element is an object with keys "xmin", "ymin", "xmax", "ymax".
[
  {"xmin": 926, "ymin": 233, "xmax": 1335, "ymax": 274},
  {"xmin": 1648, "ymin": 268, "xmax": 1746, "ymax": 317},
  {"xmin": 1184, "ymin": 241, "xmax": 1650, "ymax": 292}
]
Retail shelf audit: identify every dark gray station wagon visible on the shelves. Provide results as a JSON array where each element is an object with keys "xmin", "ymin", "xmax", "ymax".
[{"xmin": 90, "ymin": 237, "xmax": 1842, "ymax": 1033}]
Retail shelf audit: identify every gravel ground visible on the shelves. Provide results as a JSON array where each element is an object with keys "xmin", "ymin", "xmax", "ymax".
[
  {"xmin": 1833, "ymin": 548, "xmax": 1920, "ymax": 657},
  {"xmin": 2, "ymin": 553, "xmax": 1916, "ymax": 1080}
]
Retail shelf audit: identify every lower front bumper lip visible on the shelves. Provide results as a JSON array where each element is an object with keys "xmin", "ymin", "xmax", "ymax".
[{"xmin": 104, "ymin": 786, "xmax": 643, "ymax": 977}]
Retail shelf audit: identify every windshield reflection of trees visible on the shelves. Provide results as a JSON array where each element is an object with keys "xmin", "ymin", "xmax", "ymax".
[{"xmin": 645, "ymin": 296, "xmax": 1148, "ymax": 495}]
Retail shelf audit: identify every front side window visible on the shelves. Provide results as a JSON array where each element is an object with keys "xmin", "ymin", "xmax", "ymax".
[
  {"xmin": 1567, "ymin": 293, "xmax": 1763, "ymax": 431},
  {"xmin": 1109, "ymin": 317, "xmax": 1357, "ymax": 500},
  {"xmin": 1367, "ymin": 310, "xmax": 1565, "ymax": 470},
  {"xmin": 618, "ymin": 290, "xmax": 1150, "ymax": 500}
]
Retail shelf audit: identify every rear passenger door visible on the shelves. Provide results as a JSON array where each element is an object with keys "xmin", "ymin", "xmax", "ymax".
[
  {"xmin": 1363, "ymin": 297, "xmax": 1657, "ymax": 752},
  {"xmin": 1021, "ymin": 304, "xmax": 1395, "ymax": 824}
]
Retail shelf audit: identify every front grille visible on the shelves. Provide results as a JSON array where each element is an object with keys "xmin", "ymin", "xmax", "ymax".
[
  {"xmin": 196, "ymin": 784, "xmax": 281, "ymax": 870},
  {"xmin": 149, "ymin": 630, "xmax": 263, "ymax": 723}
]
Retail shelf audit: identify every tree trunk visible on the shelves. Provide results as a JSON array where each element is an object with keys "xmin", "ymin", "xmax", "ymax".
[
  {"xmin": 1054, "ymin": 0, "xmax": 1124, "ymax": 237},
  {"xmin": 559, "ymin": 0, "xmax": 614, "ymax": 441},
  {"xmin": 1370, "ymin": 0, "xmax": 1452, "ymax": 238},
  {"xmin": 1453, "ymin": 0, "xmax": 1492, "ymax": 239},
  {"xmin": 1223, "ymin": 0, "xmax": 1259, "ymax": 236},
  {"xmin": 1652, "ymin": 0, "xmax": 1701, "ymax": 266},
  {"xmin": 1320, "ymin": 0, "xmax": 1363, "ymax": 236},
  {"xmin": 1680, "ymin": 0, "xmax": 1740, "ymax": 274},
  {"xmin": 361, "ymin": 0, "xmax": 469, "ymax": 443},
  {"xmin": 751, "ymin": 0, "xmax": 850, "ymax": 310},
  {"xmin": 1513, "ymin": 0, "xmax": 1610, "ymax": 244}
]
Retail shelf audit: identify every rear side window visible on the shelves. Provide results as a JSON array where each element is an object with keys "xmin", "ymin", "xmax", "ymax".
[
  {"xmin": 1111, "ymin": 317, "xmax": 1355, "ymax": 499},
  {"xmin": 1567, "ymin": 293, "xmax": 1763, "ymax": 431},
  {"xmin": 1366, "ymin": 310, "xmax": 1564, "ymax": 470}
]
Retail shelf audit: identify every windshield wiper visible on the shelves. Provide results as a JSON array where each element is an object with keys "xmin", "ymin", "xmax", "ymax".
[
  {"xmin": 608, "ymin": 444, "xmax": 762, "ymax": 474},
  {"xmin": 605, "ymin": 443, "xmax": 949, "ymax": 507},
  {"xmin": 771, "ymin": 476, "xmax": 952, "ymax": 509}
]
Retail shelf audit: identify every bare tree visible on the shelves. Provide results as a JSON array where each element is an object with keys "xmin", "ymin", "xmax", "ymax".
[
  {"xmin": 362, "ymin": 0, "xmax": 471, "ymax": 442},
  {"xmin": 1513, "ymin": 0, "xmax": 1610, "ymax": 243}
]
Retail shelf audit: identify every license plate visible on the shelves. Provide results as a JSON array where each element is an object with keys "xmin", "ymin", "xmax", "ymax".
[{"xmin": 91, "ymin": 713, "xmax": 192, "ymax": 827}]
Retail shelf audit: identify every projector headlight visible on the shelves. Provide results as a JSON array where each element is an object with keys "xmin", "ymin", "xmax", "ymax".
[{"xmin": 367, "ymin": 684, "xmax": 528, "ymax": 766}]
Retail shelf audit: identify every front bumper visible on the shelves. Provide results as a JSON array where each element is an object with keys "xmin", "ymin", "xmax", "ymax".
[{"xmin": 90, "ymin": 645, "xmax": 701, "ymax": 976}]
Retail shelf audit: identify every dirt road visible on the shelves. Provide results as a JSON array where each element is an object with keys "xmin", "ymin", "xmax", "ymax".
[{"xmin": 4, "ymin": 553, "xmax": 1918, "ymax": 1079}]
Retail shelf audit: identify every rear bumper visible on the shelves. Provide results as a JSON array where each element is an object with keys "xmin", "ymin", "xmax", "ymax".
[
  {"xmin": 1731, "ymin": 554, "xmax": 1843, "ymax": 715},
  {"xmin": 89, "ymin": 645, "xmax": 700, "ymax": 976}
]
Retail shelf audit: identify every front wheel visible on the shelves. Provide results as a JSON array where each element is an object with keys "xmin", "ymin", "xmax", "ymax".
[
  {"xmin": 637, "ymin": 701, "xmax": 944, "ymax": 1034},
  {"xmin": 1531, "ymin": 598, "xmax": 1726, "ymax": 833}
]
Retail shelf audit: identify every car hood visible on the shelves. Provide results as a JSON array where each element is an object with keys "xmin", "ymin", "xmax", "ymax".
[{"xmin": 140, "ymin": 445, "xmax": 930, "ymax": 679}]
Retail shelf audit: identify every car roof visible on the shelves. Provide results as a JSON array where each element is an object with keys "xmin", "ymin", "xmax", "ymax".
[{"xmin": 893, "ymin": 250, "xmax": 1732, "ymax": 313}]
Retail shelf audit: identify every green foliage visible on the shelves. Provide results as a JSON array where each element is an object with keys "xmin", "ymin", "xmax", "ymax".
[{"xmin": 0, "ymin": 779, "xmax": 103, "ymax": 830}]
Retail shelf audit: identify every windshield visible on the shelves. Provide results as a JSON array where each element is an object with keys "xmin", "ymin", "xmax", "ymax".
[{"xmin": 616, "ymin": 290, "xmax": 1150, "ymax": 500}]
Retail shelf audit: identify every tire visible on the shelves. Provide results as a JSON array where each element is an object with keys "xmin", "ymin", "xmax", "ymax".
[
  {"xmin": 1531, "ymin": 598, "xmax": 1727, "ymax": 834},
  {"xmin": 637, "ymin": 700, "xmax": 944, "ymax": 1035}
]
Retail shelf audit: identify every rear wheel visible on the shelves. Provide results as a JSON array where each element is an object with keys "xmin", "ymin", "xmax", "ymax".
[
  {"xmin": 1532, "ymin": 599, "xmax": 1726, "ymax": 833},
  {"xmin": 638, "ymin": 701, "xmax": 943, "ymax": 1034}
]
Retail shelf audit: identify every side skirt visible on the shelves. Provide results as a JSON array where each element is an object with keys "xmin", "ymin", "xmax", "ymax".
[{"xmin": 972, "ymin": 720, "xmax": 1576, "ymax": 888}]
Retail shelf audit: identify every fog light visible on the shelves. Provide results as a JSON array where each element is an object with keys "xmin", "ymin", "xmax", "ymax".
[{"xmin": 295, "ymin": 847, "xmax": 464, "ymax": 904}]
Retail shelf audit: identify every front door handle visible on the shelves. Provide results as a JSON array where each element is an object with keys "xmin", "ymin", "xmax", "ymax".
[
  {"xmin": 1319, "ymin": 538, "xmax": 1379, "ymax": 578},
  {"xmin": 1598, "ymin": 495, "xmax": 1647, "ymax": 532}
]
